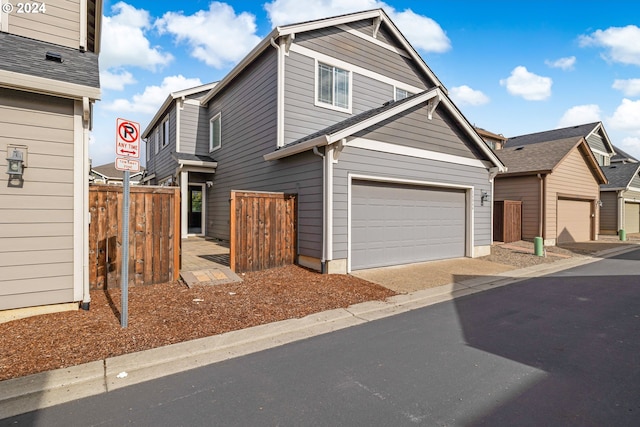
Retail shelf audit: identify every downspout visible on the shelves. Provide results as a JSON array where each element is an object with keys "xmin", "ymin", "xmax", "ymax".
[
  {"xmin": 270, "ymin": 37, "xmax": 285, "ymax": 147},
  {"xmin": 618, "ymin": 190, "xmax": 624, "ymax": 233},
  {"xmin": 537, "ymin": 173, "xmax": 545, "ymax": 241},
  {"xmin": 488, "ymin": 167, "xmax": 500, "ymax": 244},
  {"xmin": 81, "ymin": 98, "xmax": 91, "ymax": 310},
  {"xmin": 313, "ymin": 147, "xmax": 326, "ymax": 271},
  {"xmin": 325, "ymin": 144, "xmax": 334, "ymax": 269}
]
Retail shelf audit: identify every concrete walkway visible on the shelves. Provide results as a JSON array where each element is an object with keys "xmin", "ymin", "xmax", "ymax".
[
  {"xmin": 180, "ymin": 237, "xmax": 241, "ymax": 287},
  {"xmin": 1, "ymin": 243, "xmax": 638, "ymax": 419}
]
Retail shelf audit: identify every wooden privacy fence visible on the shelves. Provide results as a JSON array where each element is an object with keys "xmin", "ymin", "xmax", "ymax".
[
  {"xmin": 88, "ymin": 184, "xmax": 180, "ymax": 290},
  {"xmin": 493, "ymin": 200, "xmax": 522, "ymax": 243},
  {"xmin": 230, "ymin": 191, "xmax": 297, "ymax": 273}
]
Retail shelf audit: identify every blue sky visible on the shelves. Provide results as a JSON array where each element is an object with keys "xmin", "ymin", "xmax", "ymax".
[{"xmin": 92, "ymin": 0, "xmax": 640, "ymax": 166}]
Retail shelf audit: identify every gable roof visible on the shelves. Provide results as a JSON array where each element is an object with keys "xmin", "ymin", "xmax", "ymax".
[
  {"xmin": 506, "ymin": 122, "xmax": 615, "ymax": 155},
  {"xmin": 496, "ymin": 136, "xmax": 607, "ymax": 183},
  {"xmin": 264, "ymin": 87, "xmax": 505, "ymax": 171},
  {"xmin": 142, "ymin": 82, "xmax": 218, "ymax": 139},
  {"xmin": 0, "ymin": 32, "xmax": 100, "ymax": 99},
  {"xmin": 611, "ymin": 145, "xmax": 639, "ymax": 163},
  {"xmin": 200, "ymin": 9, "xmax": 445, "ymax": 106},
  {"xmin": 91, "ymin": 162, "xmax": 145, "ymax": 180},
  {"xmin": 601, "ymin": 163, "xmax": 640, "ymax": 190}
]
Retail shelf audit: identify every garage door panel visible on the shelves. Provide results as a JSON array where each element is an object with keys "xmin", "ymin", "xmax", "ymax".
[
  {"xmin": 557, "ymin": 199, "xmax": 591, "ymax": 243},
  {"xmin": 624, "ymin": 202, "xmax": 640, "ymax": 233},
  {"xmin": 351, "ymin": 180, "xmax": 466, "ymax": 270}
]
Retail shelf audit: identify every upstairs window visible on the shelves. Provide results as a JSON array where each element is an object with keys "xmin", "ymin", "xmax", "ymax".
[
  {"xmin": 395, "ymin": 87, "xmax": 413, "ymax": 101},
  {"xmin": 161, "ymin": 116, "xmax": 170, "ymax": 148},
  {"xmin": 154, "ymin": 128, "xmax": 159, "ymax": 154},
  {"xmin": 209, "ymin": 113, "xmax": 221, "ymax": 152},
  {"xmin": 317, "ymin": 62, "xmax": 350, "ymax": 111}
]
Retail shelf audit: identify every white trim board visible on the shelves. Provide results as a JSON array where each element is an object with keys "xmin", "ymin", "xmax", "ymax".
[
  {"xmin": 335, "ymin": 24, "xmax": 411, "ymax": 59},
  {"xmin": 348, "ymin": 138, "xmax": 492, "ymax": 169},
  {"xmin": 0, "ymin": 70, "xmax": 101, "ymax": 100},
  {"xmin": 346, "ymin": 173, "xmax": 474, "ymax": 273}
]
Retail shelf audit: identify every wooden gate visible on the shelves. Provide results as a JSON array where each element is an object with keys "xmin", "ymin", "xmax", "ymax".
[
  {"xmin": 494, "ymin": 200, "xmax": 522, "ymax": 243},
  {"xmin": 230, "ymin": 191, "xmax": 297, "ymax": 273},
  {"xmin": 88, "ymin": 184, "xmax": 180, "ymax": 289}
]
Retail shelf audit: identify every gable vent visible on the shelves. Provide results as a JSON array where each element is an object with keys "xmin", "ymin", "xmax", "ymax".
[{"xmin": 45, "ymin": 52, "xmax": 63, "ymax": 63}]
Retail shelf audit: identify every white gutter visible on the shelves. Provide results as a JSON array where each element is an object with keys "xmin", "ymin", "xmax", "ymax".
[{"xmin": 177, "ymin": 159, "xmax": 218, "ymax": 168}]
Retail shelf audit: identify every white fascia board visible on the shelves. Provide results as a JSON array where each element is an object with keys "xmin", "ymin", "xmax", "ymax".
[
  {"xmin": 277, "ymin": 9, "xmax": 382, "ymax": 36},
  {"xmin": 264, "ymin": 135, "xmax": 330, "ymax": 161},
  {"xmin": 601, "ymin": 187, "xmax": 626, "ymax": 192},
  {"xmin": 177, "ymin": 159, "xmax": 218, "ymax": 168},
  {"xmin": 201, "ymin": 29, "xmax": 279, "ymax": 105},
  {"xmin": 0, "ymin": 70, "xmax": 100, "ymax": 100}
]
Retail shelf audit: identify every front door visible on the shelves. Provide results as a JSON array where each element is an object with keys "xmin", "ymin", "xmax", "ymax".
[{"xmin": 188, "ymin": 185, "xmax": 204, "ymax": 235}]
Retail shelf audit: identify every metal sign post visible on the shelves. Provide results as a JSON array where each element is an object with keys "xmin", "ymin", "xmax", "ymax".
[{"xmin": 114, "ymin": 118, "xmax": 140, "ymax": 328}]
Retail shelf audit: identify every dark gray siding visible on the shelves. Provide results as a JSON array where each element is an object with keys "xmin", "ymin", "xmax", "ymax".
[
  {"xmin": 179, "ymin": 102, "xmax": 209, "ymax": 156},
  {"xmin": 146, "ymin": 104, "xmax": 178, "ymax": 182},
  {"xmin": 599, "ymin": 190, "xmax": 618, "ymax": 232},
  {"xmin": 205, "ymin": 50, "xmax": 323, "ymax": 258},
  {"xmin": 284, "ymin": 50, "xmax": 393, "ymax": 144},
  {"xmin": 294, "ymin": 25, "xmax": 429, "ymax": 90},
  {"xmin": 355, "ymin": 105, "xmax": 483, "ymax": 159},
  {"xmin": 333, "ymin": 146, "xmax": 491, "ymax": 260}
]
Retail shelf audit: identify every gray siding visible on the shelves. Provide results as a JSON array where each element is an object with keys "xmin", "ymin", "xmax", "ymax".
[
  {"xmin": 355, "ymin": 105, "xmax": 482, "ymax": 159},
  {"xmin": 630, "ymin": 173, "xmax": 640, "ymax": 188},
  {"xmin": 587, "ymin": 133, "xmax": 607, "ymax": 154},
  {"xmin": 284, "ymin": 51, "xmax": 393, "ymax": 144},
  {"xmin": 294, "ymin": 25, "xmax": 429, "ymax": 90},
  {"xmin": 0, "ymin": 88, "xmax": 75, "ymax": 310},
  {"xmin": 205, "ymin": 50, "xmax": 324, "ymax": 258},
  {"xmin": 600, "ymin": 191, "xmax": 618, "ymax": 233},
  {"xmin": 179, "ymin": 102, "xmax": 210, "ymax": 156},
  {"xmin": 147, "ymin": 105, "xmax": 178, "ymax": 182},
  {"xmin": 333, "ymin": 146, "xmax": 492, "ymax": 260},
  {"xmin": 624, "ymin": 188, "xmax": 640, "ymax": 200}
]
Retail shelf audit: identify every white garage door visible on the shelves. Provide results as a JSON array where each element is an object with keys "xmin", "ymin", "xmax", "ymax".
[
  {"xmin": 351, "ymin": 180, "xmax": 466, "ymax": 270},
  {"xmin": 624, "ymin": 202, "xmax": 640, "ymax": 234},
  {"xmin": 557, "ymin": 198, "xmax": 592, "ymax": 243}
]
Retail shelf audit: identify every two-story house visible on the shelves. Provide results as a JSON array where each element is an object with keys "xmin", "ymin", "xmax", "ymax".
[
  {"xmin": 1, "ymin": 1, "xmax": 102, "ymax": 311},
  {"xmin": 143, "ymin": 9, "xmax": 505, "ymax": 273}
]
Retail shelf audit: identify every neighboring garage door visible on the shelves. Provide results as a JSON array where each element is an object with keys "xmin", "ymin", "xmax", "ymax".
[
  {"xmin": 557, "ymin": 198, "xmax": 592, "ymax": 243},
  {"xmin": 624, "ymin": 202, "xmax": 640, "ymax": 233},
  {"xmin": 351, "ymin": 180, "xmax": 466, "ymax": 270}
]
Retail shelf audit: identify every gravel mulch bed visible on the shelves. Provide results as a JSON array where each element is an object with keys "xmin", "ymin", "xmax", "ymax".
[{"xmin": 0, "ymin": 265, "xmax": 396, "ymax": 382}]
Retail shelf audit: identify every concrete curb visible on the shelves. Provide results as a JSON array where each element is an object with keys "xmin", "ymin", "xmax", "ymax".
[{"xmin": 1, "ymin": 243, "xmax": 638, "ymax": 418}]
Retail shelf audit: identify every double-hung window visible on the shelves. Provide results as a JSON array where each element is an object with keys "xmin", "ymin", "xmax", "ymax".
[
  {"xmin": 209, "ymin": 113, "xmax": 221, "ymax": 152},
  {"xmin": 317, "ymin": 62, "xmax": 350, "ymax": 111},
  {"xmin": 161, "ymin": 116, "xmax": 169, "ymax": 148},
  {"xmin": 395, "ymin": 87, "xmax": 413, "ymax": 101}
]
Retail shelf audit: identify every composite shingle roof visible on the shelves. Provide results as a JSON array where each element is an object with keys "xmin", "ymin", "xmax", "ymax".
[
  {"xmin": 0, "ymin": 32, "xmax": 100, "ymax": 88},
  {"xmin": 611, "ymin": 145, "xmax": 639, "ymax": 163},
  {"xmin": 495, "ymin": 137, "xmax": 582, "ymax": 175},
  {"xmin": 506, "ymin": 122, "xmax": 600, "ymax": 148},
  {"xmin": 601, "ymin": 163, "xmax": 640, "ymax": 190}
]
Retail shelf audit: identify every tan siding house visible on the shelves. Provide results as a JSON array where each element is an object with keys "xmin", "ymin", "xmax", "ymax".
[
  {"xmin": 495, "ymin": 137, "xmax": 606, "ymax": 245},
  {"xmin": 0, "ymin": 1, "xmax": 101, "ymax": 311},
  {"xmin": 600, "ymin": 163, "xmax": 640, "ymax": 235}
]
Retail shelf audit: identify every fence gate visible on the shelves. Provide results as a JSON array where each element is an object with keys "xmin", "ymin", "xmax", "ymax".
[
  {"xmin": 88, "ymin": 184, "xmax": 181, "ymax": 289},
  {"xmin": 230, "ymin": 191, "xmax": 297, "ymax": 273}
]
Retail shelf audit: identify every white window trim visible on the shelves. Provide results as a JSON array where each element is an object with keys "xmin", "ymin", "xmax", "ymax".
[
  {"xmin": 314, "ymin": 59, "xmax": 353, "ymax": 114},
  {"xmin": 161, "ymin": 116, "xmax": 170, "ymax": 149},
  {"xmin": 209, "ymin": 112, "xmax": 222, "ymax": 152}
]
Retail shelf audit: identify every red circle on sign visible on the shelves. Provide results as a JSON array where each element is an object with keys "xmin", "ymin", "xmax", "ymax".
[{"xmin": 118, "ymin": 122, "xmax": 138, "ymax": 143}]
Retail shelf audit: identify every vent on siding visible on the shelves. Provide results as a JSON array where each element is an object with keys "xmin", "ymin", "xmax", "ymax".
[{"xmin": 515, "ymin": 146, "xmax": 524, "ymax": 151}]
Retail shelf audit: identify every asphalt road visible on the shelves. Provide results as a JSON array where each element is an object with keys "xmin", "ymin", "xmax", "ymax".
[{"xmin": 4, "ymin": 249, "xmax": 640, "ymax": 426}]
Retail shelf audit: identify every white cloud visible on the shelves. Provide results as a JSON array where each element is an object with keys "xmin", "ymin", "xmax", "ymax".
[
  {"xmin": 612, "ymin": 79, "xmax": 640, "ymax": 97},
  {"xmin": 450, "ymin": 85, "xmax": 489, "ymax": 106},
  {"xmin": 579, "ymin": 25, "xmax": 640, "ymax": 66},
  {"xmin": 264, "ymin": 0, "xmax": 451, "ymax": 53},
  {"xmin": 545, "ymin": 56, "xmax": 576, "ymax": 71},
  {"xmin": 608, "ymin": 98, "xmax": 640, "ymax": 134},
  {"xmin": 100, "ymin": 69, "xmax": 137, "ymax": 91},
  {"xmin": 155, "ymin": 2, "xmax": 261, "ymax": 69},
  {"xmin": 100, "ymin": 2, "xmax": 173, "ymax": 71},
  {"xmin": 104, "ymin": 75, "xmax": 203, "ymax": 114},
  {"xmin": 557, "ymin": 105, "xmax": 602, "ymax": 128},
  {"xmin": 500, "ymin": 66, "xmax": 552, "ymax": 101},
  {"xmin": 618, "ymin": 136, "xmax": 640, "ymax": 159}
]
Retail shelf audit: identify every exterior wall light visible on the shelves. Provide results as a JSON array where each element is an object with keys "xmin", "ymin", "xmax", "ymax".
[
  {"xmin": 480, "ymin": 190, "xmax": 489, "ymax": 206},
  {"xmin": 6, "ymin": 149, "xmax": 24, "ymax": 177}
]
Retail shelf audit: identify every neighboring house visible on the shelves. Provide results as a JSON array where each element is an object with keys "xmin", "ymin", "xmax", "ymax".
[
  {"xmin": 0, "ymin": 1, "xmax": 102, "ymax": 311},
  {"xmin": 494, "ymin": 137, "xmax": 607, "ymax": 245},
  {"xmin": 143, "ymin": 9, "xmax": 505, "ymax": 273},
  {"xmin": 600, "ymin": 163, "xmax": 640, "ymax": 235},
  {"xmin": 90, "ymin": 162, "xmax": 145, "ymax": 185},
  {"xmin": 610, "ymin": 145, "xmax": 638, "ymax": 164},
  {"xmin": 475, "ymin": 127, "xmax": 507, "ymax": 150},
  {"xmin": 505, "ymin": 122, "xmax": 615, "ymax": 166}
]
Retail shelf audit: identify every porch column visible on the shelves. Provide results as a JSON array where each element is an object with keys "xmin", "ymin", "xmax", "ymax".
[{"xmin": 181, "ymin": 170, "xmax": 189, "ymax": 239}]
